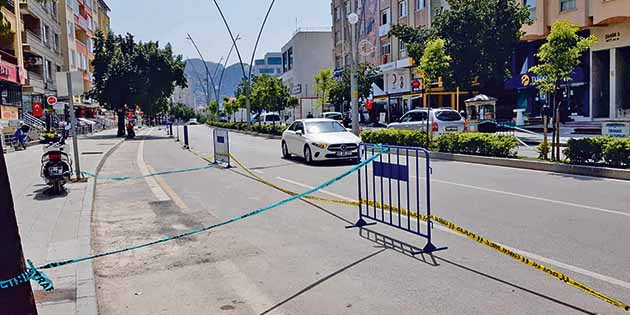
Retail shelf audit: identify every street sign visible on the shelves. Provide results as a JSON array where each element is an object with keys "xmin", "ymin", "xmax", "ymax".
[
  {"xmin": 55, "ymin": 71, "xmax": 84, "ymax": 97},
  {"xmin": 47, "ymin": 95, "xmax": 58, "ymax": 106}
]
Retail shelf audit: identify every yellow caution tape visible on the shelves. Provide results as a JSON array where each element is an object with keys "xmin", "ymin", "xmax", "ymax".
[{"xmin": 226, "ymin": 153, "xmax": 630, "ymax": 313}]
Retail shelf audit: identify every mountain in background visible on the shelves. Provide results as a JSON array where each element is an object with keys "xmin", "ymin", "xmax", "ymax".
[{"xmin": 184, "ymin": 58, "xmax": 249, "ymax": 107}]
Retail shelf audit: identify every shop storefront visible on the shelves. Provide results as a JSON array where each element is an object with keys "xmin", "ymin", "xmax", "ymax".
[
  {"xmin": 591, "ymin": 21, "xmax": 630, "ymax": 121},
  {"xmin": 0, "ymin": 60, "xmax": 23, "ymax": 121},
  {"xmin": 506, "ymin": 37, "xmax": 591, "ymax": 121}
]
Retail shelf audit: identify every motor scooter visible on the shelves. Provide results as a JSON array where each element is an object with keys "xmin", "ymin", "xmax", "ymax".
[{"xmin": 41, "ymin": 142, "xmax": 73, "ymax": 194}]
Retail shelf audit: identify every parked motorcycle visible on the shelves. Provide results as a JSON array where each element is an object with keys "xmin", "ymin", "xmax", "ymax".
[{"xmin": 41, "ymin": 142, "xmax": 73, "ymax": 194}]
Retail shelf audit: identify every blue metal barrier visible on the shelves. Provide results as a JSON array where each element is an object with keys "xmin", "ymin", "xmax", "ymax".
[
  {"xmin": 183, "ymin": 125, "xmax": 190, "ymax": 148},
  {"xmin": 348, "ymin": 143, "xmax": 447, "ymax": 255}
]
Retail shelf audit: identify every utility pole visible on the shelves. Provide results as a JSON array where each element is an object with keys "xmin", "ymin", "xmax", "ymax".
[
  {"xmin": 67, "ymin": 73, "xmax": 82, "ymax": 181},
  {"xmin": 0, "ymin": 146, "xmax": 38, "ymax": 314},
  {"xmin": 348, "ymin": 3, "xmax": 360, "ymax": 136}
]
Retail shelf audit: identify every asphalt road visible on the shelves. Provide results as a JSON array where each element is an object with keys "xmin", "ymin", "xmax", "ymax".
[{"xmin": 95, "ymin": 125, "xmax": 630, "ymax": 314}]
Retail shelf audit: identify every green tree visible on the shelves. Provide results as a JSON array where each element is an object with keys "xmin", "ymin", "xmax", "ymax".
[
  {"xmin": 241, "ymin": 74, "xmax": 291, "ymax": 125},
  {"xmin": 314, "ymin": 69, "xmax": 335, "ymax": 109},
  {"xmin": 388, "ymin": 25, "xmax": 434, "ymax": 64},
  {"xmin": 208, "ymin": 100, "xmax": 219, "ymax": 121},
  {"xmin": 419, "ymin": 38, "xmax": 452, "ymax": 107},
  {"xmin": 530, "ymin": 20, "xmax": 596, "ymax": 161},
  {"xmin": 90, "ymin": 31, "xmax": 186, "ymax": 136},
  {"xmin": 419, "ymin": 37, "xmax": 451, "ymax": 144}
]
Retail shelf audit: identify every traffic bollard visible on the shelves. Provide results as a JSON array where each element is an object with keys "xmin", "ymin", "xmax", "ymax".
[{"xmin": 183, "ymin": 125, "xmax": 190, "ymax": 149}]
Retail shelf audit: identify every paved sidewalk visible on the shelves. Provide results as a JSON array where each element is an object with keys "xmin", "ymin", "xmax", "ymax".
[{"xmin": 6, "ymin": 129, "xmax": 123, "ymax": 314}]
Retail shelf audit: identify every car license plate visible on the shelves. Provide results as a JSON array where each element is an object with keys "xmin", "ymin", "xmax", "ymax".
[
  {"xmin": 446, "ymin": 126, "xmax": 458, "ymax": 132},
  {"xmin": 337, "ymin": 151, "xmax": 353, "ymax": 157},
  {"xmin": 49, "ymin": 167, "xmax": 63, "ymax": 176}
]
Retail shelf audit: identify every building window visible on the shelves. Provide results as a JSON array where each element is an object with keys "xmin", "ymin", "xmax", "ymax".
[
  {"xmin": 560, "ymin": 0, "xmax": 576, "ymax": 12},
  {"xmin": 335, "ymin": 56, "xmax": 342, "ymax": 69},
  {"xmin": 42, "ymin": 24, "xmax": 50, "ymax": 47},
  {"xmin": 44, "ymin": 59, "xmax": 53, "ymax": 81},
  {"xmin": 400, "ymin": 41, "xmax": 407, "ymax": 58},
  {"xmin": 268, "ymin": 57, "xmax": 282, "ymax": 65},
  {"xmin": 71, "ymin": 50, "xmax": 77, "ymax": 68},
  {"xmin": 416, "ymin": 0, "xmax": 425, "ymax": 10},
  {"xmin": 282, "ymin": 51, "xmax": 288, "ymax": 72},
  {"xmin": 381, "ymin": 42, "xmax": 391, "ymax": 57},
  {"xmin": 399, "ymin": 0, "xmax": 408, "ymax": 17},
  {"xmin": 287, "ymin": 48, "xmax": 294, "ymax": 71},
  {"xmin": 335, "ymin": 30, "xmax": 341, "ymax": 44},
  {"xmin": 523, "ymin": 0, "xmax": 536, "ymax": 19},
  {"xmin": 53, "ymin": 33, "xmax": 60, "ymax": 52},
  {"xmin": 255, "ymin": 59, "xmax": 266, "ymax": 66},
  {"xmin": 345, "ymin": 1, "xmax": 351, "ymax": 15},
  {"xmin": 381, "ymin": 9, "xmax": 389, "ymax": 25}
]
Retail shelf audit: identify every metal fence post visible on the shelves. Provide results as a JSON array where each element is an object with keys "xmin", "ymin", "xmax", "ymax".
[{"xmin": 183, "ymin": 125, "xmax": 189, "ymax": 149}]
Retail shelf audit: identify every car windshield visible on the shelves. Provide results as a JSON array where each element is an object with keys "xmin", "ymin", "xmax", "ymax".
[
  {"xmin": 435, "ymin": 110, "xmax": 462, "ymax": 122},
  {"xmin": 325, "ymin": 113, "xmax": 342, "ymax": 120},
  {"xmin": 265, "ymin": 114, "xmax": 280, "ymax": 121},
  {"xmin": 305, "ymin": 121, "xmax": 347, "ymax": 134}
]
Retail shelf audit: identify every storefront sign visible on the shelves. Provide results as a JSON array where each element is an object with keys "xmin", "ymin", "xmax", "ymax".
[
  {"xmin": 386, "ymin": 69, "xmax": 411, "ymax": 94},
  {"xmin": 1, "ymin": 105, "xmax": 18, "ymax": 120},
  {"xmin": 605, "ymin": 32, "xmax": 621, "ymax": 43},
  {"xmin": 520, "ymin": 73, "xmax": 539, "ymax": 88},
  {"xmin": 603, "ymin": 122, "xmax": 630, "ymax": 138},
  {"xmin": 0, "ymin": 61, "xmax": 19, "ymax": 84}
]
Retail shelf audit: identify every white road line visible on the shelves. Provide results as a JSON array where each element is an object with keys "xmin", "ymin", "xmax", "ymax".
[
  {"xmin": 253, "ymin": 170, "xmax": 265, "ymax": 174},
  {"xmin": 424, "ymin": 177, "xmax": 630, "ymax": 217},
  {"xmin": 137, "ymin": 129, "xmax": 171, "ymax": 202},
  {"xmin": 274, "ymin": 176, "xmax": 630, "ymax": 289},
  {"xmin": 276, "ymin": 177, "xmax": 354, "ymax": 201}
]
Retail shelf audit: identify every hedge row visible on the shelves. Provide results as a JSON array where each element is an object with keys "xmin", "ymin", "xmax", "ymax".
[
  {"xmin": 208, "ymin": 121, "xmax": 287, "ymax": 136},
  {"xmin": 434, "ymin": 132, "xmax": 520, "ymax": 158},
  {"xmin": 361, "ymin": 129, "xmax": 520, "ymax": 158},
  {"xmin": 360, "ymin": 129, "xmax": 429, "ymax": 148},
  {"xmin": 564, "ymin": 137, "xmax": 630, "ymax": 167}
]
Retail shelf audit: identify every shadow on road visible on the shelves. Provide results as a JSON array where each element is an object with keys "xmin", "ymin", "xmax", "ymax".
[
  {"xmin": 548, "ymin": 171, "xmax": 606, "ymax": 182},
  {"xmin": 259, "ymin": 248, "xmax": 387, "ymax": 315},
  {"xmin": 433, "ymin": 256, "xmax": 598, "ymax": 315}
]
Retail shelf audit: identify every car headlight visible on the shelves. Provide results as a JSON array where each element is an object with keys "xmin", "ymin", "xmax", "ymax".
[{"xmin": 311, "ymin": 143, "xmax": 328, "ymax": 149}]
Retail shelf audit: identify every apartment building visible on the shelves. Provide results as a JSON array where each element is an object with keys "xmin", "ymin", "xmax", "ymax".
[
  {"xmin": 331, "ymin": 0, "xmax": 453, "ymax": 122},
  {"xmin": 20, "ymin": 0, "xmax": 64, "ymax": 116},
  {"xmin": 57, "ymin": 0, "xmax": 97, "ymax": 97},
  {"xmin": 0, "ymin": 0, "xmax": 26, "ymax": 121},
  {"xmin": 280, "ymin": 29, "xmax": 334, "ymax": 119},
  {"xmin": 252, "ymin": 52, "xmax": 283, "ymax": 77},
  {"xmin": 95, "ymin": 0, "xmax": 110, "ymax": 35}
]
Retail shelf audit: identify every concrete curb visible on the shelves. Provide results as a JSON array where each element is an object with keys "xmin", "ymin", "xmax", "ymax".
[
  {"xmin": 428, "ymin": 152, "xmax": 630, "ymax": 181},
  {"xmin": 76, "ymin": 136, "xmax": 125, "ymax": 315}
]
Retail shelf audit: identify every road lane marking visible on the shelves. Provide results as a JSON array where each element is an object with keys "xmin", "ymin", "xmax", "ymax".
[
  {"xmin": 424, "ymin": 177, "xmax": 630, "ymax": 217},
  {"xmin": 275, "ymin": 176, "xmax": 630, "ymax": 289},
  {"xmin": 253, "ymin": 170, "xmax": 265, "ymax": 174},
  {"xmin": 276, "ymin": 177, "xmax": 354, "ymax": 201},
  {"xmin": 146, "ymin": 165, "xmax": 189, "ymax": 210},
  {"xmin": 138, "ymin": 131, "xmax": 170, "ymax": 202}
]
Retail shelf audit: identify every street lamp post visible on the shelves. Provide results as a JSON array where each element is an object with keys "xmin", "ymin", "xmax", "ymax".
[
  {"xmin": 186, "ymin": 33, "xmax": 219, "ymax": 119},
  {"xmin": 348, "ymin": 8, "xmax": 360, "ymax": 136}
]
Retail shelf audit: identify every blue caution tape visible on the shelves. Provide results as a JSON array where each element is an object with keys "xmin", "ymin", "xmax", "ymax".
[
  {"xmin": 81, "ymin": 164, "xmax": 220, "ymax": 181},
  {"xmin": 0, "ymin": 147, "xmax": 386, "ymax": 291},
  {"xmin": 0, "ymin": 260, "xmax": 54, "ymax": 292}
]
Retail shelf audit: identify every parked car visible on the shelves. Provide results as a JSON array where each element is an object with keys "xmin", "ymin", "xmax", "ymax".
[
  {"xmin": 254, "ymin": 112, "xmax": 282, "ymax": 126},
  {"xmin": 187, "ymin": 118, "xmax": 199, "ymax": 125},
  {"xmin": 281, "ymin": 119, "xmax": 361, "ymax": 164},
  {"xmin": 321, "ymin": 111, "xmax": 344, "ymax": 123},
  {"xmin": 387, "ymin": 108, "xmax": 467, "ymax": 135}
]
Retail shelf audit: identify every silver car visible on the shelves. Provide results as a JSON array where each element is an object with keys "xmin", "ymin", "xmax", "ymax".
[{"xmin": 387, "ymin": 108, "xmax": 467, "ymax": 135}]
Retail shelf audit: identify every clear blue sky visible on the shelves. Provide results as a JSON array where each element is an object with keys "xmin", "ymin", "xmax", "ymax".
[{"xmin": 108, "ymin": 0, "xmax": 331, "ymax": 64}]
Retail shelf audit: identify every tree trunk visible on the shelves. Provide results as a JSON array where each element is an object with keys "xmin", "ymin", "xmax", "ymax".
[
  {"xmin": 542, "ymin": 114, "xmax": 549, "ymax": 160},
  {"xmin": 551, "ymin": 93, "xmax": 557, "ymax": 161},
  {"xmin": 116, "ymin": 110, "xmax": 126, "ymax": 137},
  {"xmin": 556, "ymin": 106, "xmax": 561, "ymax": 161},
  {"xmin": 0, "ymin": 145, "xmax": 38, "ymax": 314}
]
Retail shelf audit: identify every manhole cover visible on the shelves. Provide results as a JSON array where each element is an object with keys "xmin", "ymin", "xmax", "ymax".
[{"xmin": 81, "ymin": 152, "xmax": 104, "ymax": 155}]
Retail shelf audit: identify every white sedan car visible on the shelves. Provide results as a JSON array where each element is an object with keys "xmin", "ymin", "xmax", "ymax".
[{"xmin": 281, "ymin": 119, "xmax": 361, "ymax": 164}]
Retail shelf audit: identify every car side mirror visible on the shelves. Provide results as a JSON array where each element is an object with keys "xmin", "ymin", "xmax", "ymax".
[{"xmin": 296, "ymin": 130, "xmax": 303, "ymax": 136}]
